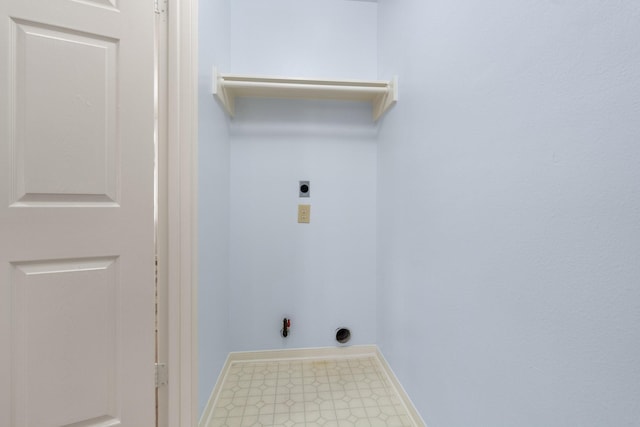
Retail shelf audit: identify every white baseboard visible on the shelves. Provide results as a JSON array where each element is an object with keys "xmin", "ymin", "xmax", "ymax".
[
  {"xmin": 198, "ymin": 351, "xmax": 234, "ymax": 427},
  {"xmin": 375, "ymin": 348, "xmax": 428, "ymax": 427},
  {"xmin": 199, "ymin": 345, "xmax": 425, "ymax": 427}
]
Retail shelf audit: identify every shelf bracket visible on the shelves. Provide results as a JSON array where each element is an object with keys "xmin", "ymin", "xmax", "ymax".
[
  {"xmin": 372, "ymin": 75, "xmax": 398, "ymax": 121},
  {"xmin": 212, "ymin": 67, "xmax": 235, "ymax": 116}
]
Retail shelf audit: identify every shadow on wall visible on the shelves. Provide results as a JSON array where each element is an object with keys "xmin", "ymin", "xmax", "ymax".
[{"xmin": 226, "ymin": 98, "xmax": 380, "ymax": 139}]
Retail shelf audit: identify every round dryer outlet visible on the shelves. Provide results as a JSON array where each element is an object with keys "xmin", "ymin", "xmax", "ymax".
[{"xmin": 335, "ymin": 327, "xmax": 351, "ymax": 344}]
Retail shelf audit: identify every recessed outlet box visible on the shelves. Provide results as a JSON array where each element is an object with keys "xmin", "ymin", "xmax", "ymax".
[{"xmin": 299, "ymin": 181, "xmax": 310, "ymax": 198}]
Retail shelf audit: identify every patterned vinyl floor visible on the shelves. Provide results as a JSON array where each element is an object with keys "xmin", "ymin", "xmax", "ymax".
[{"xmin": 206, "ymin": 355, "xmax": 418, "ymax": 427}]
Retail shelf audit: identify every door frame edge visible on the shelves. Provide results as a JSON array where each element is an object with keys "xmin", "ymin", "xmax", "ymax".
[{"xmin": 167, "ymin": 0, "xmax": 198, "ymax": 426}]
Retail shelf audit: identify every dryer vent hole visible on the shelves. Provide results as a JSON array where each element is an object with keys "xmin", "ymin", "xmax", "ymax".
[{"xmin": 336, "ymin": 328, "xmax": 351, "ymax": 344}]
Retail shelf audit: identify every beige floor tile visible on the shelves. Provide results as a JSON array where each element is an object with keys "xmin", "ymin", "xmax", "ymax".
[{"xmin": 208, "ymin": 356, "xmax": 417, "ymax": 427}]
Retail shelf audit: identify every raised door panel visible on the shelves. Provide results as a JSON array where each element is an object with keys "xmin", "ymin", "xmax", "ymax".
[
  {"xmin": 11, "ymin": 258, "xmax": 120, "ymax": 427},
  {"xmin": 72, "ymin": 0, "xmax": 118, "ymax": 9},
  {"xmin": 12, "ymin": 20, "xmax": 118, "ymax": 206}
]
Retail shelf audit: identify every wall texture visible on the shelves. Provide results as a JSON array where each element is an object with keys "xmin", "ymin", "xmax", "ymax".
[
  {"xmin": 198, "ymin": 0, "xmax": 231, "ymax": 416},
  {"xmin": 230, "ymin": 0, "xmax": 378, "ymax": 80},
  {"xmin": 227, "ymin": 0, "xmax": 379, "ymax": 351},
  {"xmin": 229, "ymin": 99, "xmax": 378, "ymax": 351},
  {"xmin": 377, "ymin": 1, "xmax": 640, "ymax": 426}
]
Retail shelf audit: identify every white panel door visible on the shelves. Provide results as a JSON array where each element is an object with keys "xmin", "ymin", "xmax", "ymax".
[{"xmin": 0, "ymin": 0, "xmax": 156, "ymax": 426}]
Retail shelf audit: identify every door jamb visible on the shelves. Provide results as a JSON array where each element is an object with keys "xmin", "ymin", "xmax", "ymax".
[{"xmin": 165, "ymin": 0, "xmax": 198, "ymax": 426}]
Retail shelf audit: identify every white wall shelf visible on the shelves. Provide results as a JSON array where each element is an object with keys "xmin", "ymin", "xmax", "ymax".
[{"xmin": 212, "ymin": 68, "xmax": 398, "ymax": 121}]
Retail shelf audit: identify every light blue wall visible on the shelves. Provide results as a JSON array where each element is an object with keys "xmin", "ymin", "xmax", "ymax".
[
  {"xmin": 197, "ymin": 0, "xmax": 230, "ymax": 416},
  {"xmin": 198, "ymin": 0, "xmax": 380, "ymax": 411},
  {"xmin": 227, "ymin": 0, "xmax": 379, "ymax": 352},
  {"xmin": 229, "ymin": 0, "xmax": 378, "ymax": 79},
  {"xmin": 377, "ymin": 1, "xmax": 640, "ymax": 426},
  {"xmin": 228, "ymin": 98, "xmax": 378, "ymax": 351},
  {"xmin": 199, "ymin": 0, "xmax": 640, "ymax": 423}
]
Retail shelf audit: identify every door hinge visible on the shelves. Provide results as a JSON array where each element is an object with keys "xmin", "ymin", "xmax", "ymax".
[
  {"xmin": 154, "ymin": 0, "xmax": 166, "ymax": 14},
  {"xmin": 155, "ymin": 363, "xmax": 168, "ymax": 387}
]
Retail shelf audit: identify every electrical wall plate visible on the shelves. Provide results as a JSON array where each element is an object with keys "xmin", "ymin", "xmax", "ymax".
[
  {"xmin": 299, "ymin": 181, "xmax": 310, "ymax": 198},
  {"xmin": 298, "ymin": 205, "xmax": 311, "ymax": 223}
]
